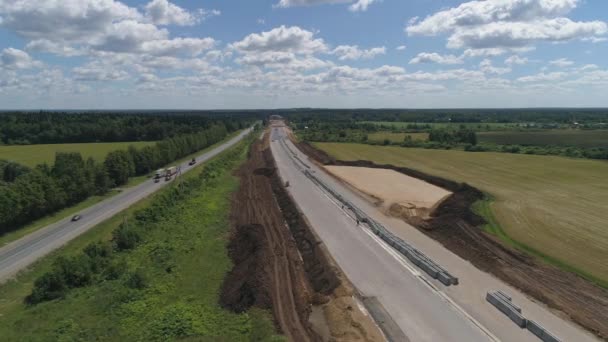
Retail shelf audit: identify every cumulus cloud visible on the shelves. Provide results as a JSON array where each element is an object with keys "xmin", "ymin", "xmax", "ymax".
[
  {"xmin": 349, "ymin": 0, "xmax": 378, "ymax": 12},
  {"xmin": 479, "ymin": 59, "xmax": 511, "ymax": 74},
  {"xmin": 406, "ymin": 0, "xmax": 607, "ymax": 52},
  {"xmin": 274, "ymin": 0, "xmax": 378, "ymax": 11},
  {"xmin": 518, "ymin": 71, "xmax": 567, "ymax": 82},
  {"xmin": 396, "ymin": 45, "xmax": 407, "ymax": 51},
  {"xmin": 549, "ymin": 58, "xmax": 574, "ymax": 67},
  {"xmin": 231, "ymin": 26, "xmax": 328, "ymax": 54},
  {"xmin": 0, "ymin": 48, "xmax": 42, "ymax": 69},
  {"xmin": 145, "ymin": 0, "xmax": 219, "ymax": 26},
  {"xmin": 409, "ymin": 52, "xmax": 463, "ymax": 65},
  {"xmin": 331, "ymin": 45, "xmax": 386, "ymax": 60},
  {"xmin": 505, "ymin": 55, "xmax": 529, "ymax": 65}
]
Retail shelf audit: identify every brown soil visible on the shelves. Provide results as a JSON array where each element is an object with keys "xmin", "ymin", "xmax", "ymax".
[
  {"xmin": 297, "ymin": 142, "xmax": 608, "ymax": 340},
  {"xmin": 221, "ymin": 134, "xmax": 385, "ymax": 342}
]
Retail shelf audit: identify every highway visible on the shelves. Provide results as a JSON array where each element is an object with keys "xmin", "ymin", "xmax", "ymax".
[
  {"xmin": 0, "ymin": 128, "xmax": 252, "ymax": 283},
  {"xmin": 270, "ymin": 124, "xmax": 598, "ymax": 342}
]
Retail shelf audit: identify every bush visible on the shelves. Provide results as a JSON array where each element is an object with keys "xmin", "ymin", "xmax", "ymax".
[
  {"xmin": 125, "ymin": 270, "xmax": 148, "ymax": 289},
  {"xmin": 113, "ymin": 223, "xmax": 142, "ymax": 251},
  {"xmin": 26, "ymin": 272, "xmax": 68, "ymax": 304}
]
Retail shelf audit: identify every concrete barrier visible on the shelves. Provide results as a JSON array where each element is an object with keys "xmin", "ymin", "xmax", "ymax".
[
  {"xmin": 486, "ymin": 292, "xmax": 527, "ymax": 328},
  {"xmin": 495, "ymin": 291, "xmax": 522, "ymax": 313},
  {"xmin": 526, "ymin": 320, "xmax": 562, "ymax": 342}
]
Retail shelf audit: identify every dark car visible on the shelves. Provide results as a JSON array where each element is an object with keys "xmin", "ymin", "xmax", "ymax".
[
  {"xmin": 189, "ymin": 158, "xmax": 196, "ymax": 166},
  {"xmin": 71, "ymin": 215, "xmax": 82, "ymax": 222}
]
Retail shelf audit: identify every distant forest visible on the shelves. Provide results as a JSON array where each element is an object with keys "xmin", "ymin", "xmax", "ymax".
[
  {"xmin": 0, "ymin": 112, "xmax": 256, "ymax": 145},
  {"xmin": 277, "ymin": 108, "xmax": 608, "ymax": 124},
  {"xmin": 0, "ymin": 112, "xmax": 256, "ymax": 233}
]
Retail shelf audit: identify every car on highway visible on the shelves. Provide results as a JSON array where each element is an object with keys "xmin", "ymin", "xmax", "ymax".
[
  {"xmin": 71, "ymin": 215, "xmax": 82, "ymax": 222},
  {"xmin": 189, "ymin": 158, "xmax": 196, "ymax": 166}
]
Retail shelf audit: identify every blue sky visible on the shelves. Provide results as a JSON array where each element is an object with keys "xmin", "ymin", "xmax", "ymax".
[{"xmin": 0, "ymin": 0, "xmax": 607, "ymax": 109}]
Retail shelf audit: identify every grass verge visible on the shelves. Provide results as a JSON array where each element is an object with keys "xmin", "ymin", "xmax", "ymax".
[{"xmin": 0, "ymin": 129, "xmax": 283, "ymax": 341}]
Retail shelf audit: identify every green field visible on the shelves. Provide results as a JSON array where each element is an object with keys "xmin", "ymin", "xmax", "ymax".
[
  {"xmin": 316, "ymin": 142, "xmax": 608, "ymax": 286},
  {"xmin": 0, "ymin": 132, "xmax": 281, "ymax": 341},
  {"xmin": 478, "ymin": 130, "xmax": 608, "ymax": 148},
  {"xmin": 360, "ymin": 121, "xmax": 518, "ymax": 130},
  {"xmin": 367, "ymin": 132, "xmax": 428, "ymax": 143},
  {"xmin": 0, "ymin": 141, "xmax": 156, "ymax": 167}
]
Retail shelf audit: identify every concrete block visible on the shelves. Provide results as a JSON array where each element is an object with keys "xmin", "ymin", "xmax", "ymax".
[{"xmin": 437, "ymin": 273, "xmax": 451, "ymax": 286}]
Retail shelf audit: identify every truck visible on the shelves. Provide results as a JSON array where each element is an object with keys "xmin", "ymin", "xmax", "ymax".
[
  {"xmin": 154, "ymin": 169, "xmax": 166, "ymax": 183},
  {"xmin": 165, "ymin": 166, "xmax": 177, "ymax": 181}
]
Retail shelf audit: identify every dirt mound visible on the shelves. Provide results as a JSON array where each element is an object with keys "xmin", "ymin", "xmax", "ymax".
[
  {"xmin": 221, "ymin": 134, "xmax": 384, "ymax": 342},
  {"xmin": 296, "ymin": 141, "xmax": 335, "ymax": 165},
  {"xmin": 298, "ymin": 142, "xmax": 608, "ymax": 340},
  {"xmin": 221, "ymin": 224, "xmax": 272, "ymax": 313}
]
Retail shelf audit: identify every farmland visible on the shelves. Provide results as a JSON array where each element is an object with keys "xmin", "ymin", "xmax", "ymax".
[
  {"xmin": 367, "ymin": 132, "xmax": 428, "ymax": 143},
  {"xmin": 0, "ymin": 141, "xmax": 156, "ymax": 168},
  {"xmin": 360, "ymin": 121, "xmax": 521, "ymax": 130},
  {"xmin": 478, "ymin": 130, "xmax": 608, "ymax": 148},
  {"xmin": 315, "ymin": 142, "xmax": 608, "ymax": 285}
]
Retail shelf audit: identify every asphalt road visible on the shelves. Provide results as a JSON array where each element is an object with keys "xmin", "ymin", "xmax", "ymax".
[
  {"xmin": 0, "ymin": 128, "xmax": 252, "ymax": 283},
  {"xmin": 270, "ymin": 125, "xmax": 598, "ymax": 342}
]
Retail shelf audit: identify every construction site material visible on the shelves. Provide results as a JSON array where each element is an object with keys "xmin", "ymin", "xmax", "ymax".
[
  {"xmin": 487, "ymin": 291, "xmax": 562, "ymax": 342},
  {"xmin": 486, "ymin": 292, "xmax": 527, "ymax": 328},
  {"xmin": 324, "ymin": 166, "xmax": 452, "ymax": 219},
  {"xmin": 280, "ymin": 137, "xmax": 459, "ymax": 287},
  {"xmin": 300, "ymin": 142, "xmax": 608, "ymax": 340}
]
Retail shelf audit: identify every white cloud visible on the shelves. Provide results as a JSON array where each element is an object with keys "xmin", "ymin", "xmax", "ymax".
[
  {"xmin": 505, "ymin": 55, "xmax": 529, "ymax": 65},
  {"xmin": 72, "ymin": 63, "xmax": 129, "ymax": 82},
  {"xmin": 144, "ymin": 0, "xmax": 219, "ymax": 26},
  {"xmin": 349, "ymin": 0, "xmax": 378, "ymax": 12},
  {"xmin": 409, "ymin": 52, "xmax": 463, "ymax": 65},
  {"xmin": 231, "ymin": 26, "xmax": 328, "ymax": 54},
  {"xmin": 549, "ymin": 58, "xmax": 574, "ymax": 67},
  {"xmin": 518, "ymin": 71, "xmax": 567, "ymax": 82},
  {"xmin": 479, "ymin": 59, "xmax": 511, "ymax": 74},
  {"xmin": 406, "ymin": 0, "xmax": 607, "ymax": 52},
  {"xmin": 396, "ymin": 45, "xmax": 407, "ymax": 51},
  {"xmin": 0, "ymin": 48, "xmax": 42, "ymax": 69},
  {"xmin": 274, "ymin": 0, "xmax": 378, "ymax": 12},
  {"xmin": 331, "ymin": 45, "xmax": 386, "ymax": 60}
]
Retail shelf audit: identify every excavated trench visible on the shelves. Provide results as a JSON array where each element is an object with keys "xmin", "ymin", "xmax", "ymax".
[{"xmin": 220, "ymin": 135, "xmax": 384, "ymax": 342}]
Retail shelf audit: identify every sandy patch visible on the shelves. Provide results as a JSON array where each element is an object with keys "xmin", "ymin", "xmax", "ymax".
[{"xmin": 325, "ymin": 166, "xmax": 452, "ymax": 219}]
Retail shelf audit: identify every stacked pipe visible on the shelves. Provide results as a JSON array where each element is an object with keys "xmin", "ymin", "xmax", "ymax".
[{"xmin": 486, "ymin": 291, "xmax": 561, "ymax": 342}]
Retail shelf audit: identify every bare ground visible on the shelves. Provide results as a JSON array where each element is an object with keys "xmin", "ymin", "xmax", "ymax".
[
  {"xmin": 220, "ymin": 134, "xmax": 384, "ymax": 342},
  {"xmin": 296, "ymin": 141, "xmax": 608, "ymax": 340}
]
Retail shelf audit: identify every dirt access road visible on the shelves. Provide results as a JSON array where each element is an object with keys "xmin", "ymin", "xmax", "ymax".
[{"xmin": 221, "ymin": 133, "xmax": 384, "ymax": 342}]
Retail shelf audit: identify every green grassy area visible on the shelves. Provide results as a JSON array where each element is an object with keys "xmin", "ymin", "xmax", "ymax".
[
  {"xmin": 478, "ymin": 130, "xmax": 608, "ymax": 148},
  {"xmin": 0, "ymin": 131, "xmax": 243, "ymax": 248},
  {"xmin": 0, "ymin": 130, "xmax": 282, "ymax": 341},
  {"xmin": 316, "ymin": 142, "xmax": 608, "ymax": 287},
  {"xmin": 367, "ymin": 132, "xmax": 428, "ymax": 143},
  {"xmin": 360, "ymin": 121, "xmax": 518, "ymax": 130},
  {"xmin": 0, "ymin": 141, "xmax": 157, "ymax": 168}
]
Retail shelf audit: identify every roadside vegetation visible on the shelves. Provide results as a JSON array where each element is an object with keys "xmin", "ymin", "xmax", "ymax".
[
  {"xmin": 0, "ymin": 130, "xmax": 283, "ymax": 341},
  {"xmin": 315, "ymin": 142, "xmax": 608, "ymax": 288},
  {"xmin": 0, "ymin": 118, "xmax": 247, "ymax": 237}
]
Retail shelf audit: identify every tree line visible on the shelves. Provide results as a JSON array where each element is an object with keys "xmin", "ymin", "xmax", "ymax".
[
  {"xmin": 0, "ymin": 112, "xmax": 251, "ymax": 145},
  {"xmin": 25, "ymin": 130, "xmax": 255, "ymax": 305},
  {"xmin": 0, "ymin": 124, "xmax": 232, "ymax": 233}
]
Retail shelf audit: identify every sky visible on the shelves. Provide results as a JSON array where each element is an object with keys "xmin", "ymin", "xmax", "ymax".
[{"xmin": 0, "ymin": 0, "xmax": 607, "ymax": 109}]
